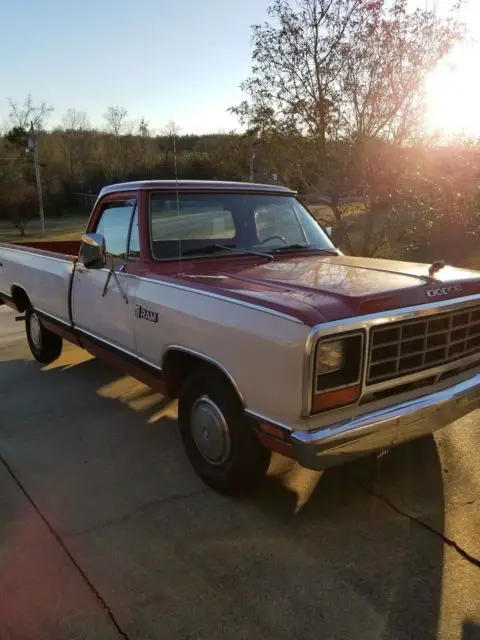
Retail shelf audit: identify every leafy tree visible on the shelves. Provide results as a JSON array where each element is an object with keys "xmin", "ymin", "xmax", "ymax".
[
  {"xmin": 5, "ymin": 126, "xmax": 29, "ymax": 148},
  {"xmin": 0, "ymin": 175, "xmax": 37, "ymax": 236}
]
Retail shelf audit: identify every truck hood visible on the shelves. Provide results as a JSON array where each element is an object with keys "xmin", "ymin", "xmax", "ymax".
[{"xmin": 198, "ymin": 254, "xmax": 480, "ymax": 324}]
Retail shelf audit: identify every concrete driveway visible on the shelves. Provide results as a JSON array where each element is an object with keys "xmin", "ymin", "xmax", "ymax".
[{"xmin": 0, "ymin": 305, "xmax": 479, "ymax": 640}]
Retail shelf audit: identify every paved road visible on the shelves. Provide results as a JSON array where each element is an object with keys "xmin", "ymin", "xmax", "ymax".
[{"xmin": 0, "ymin": 305, "xmax": 479, "ymax": 640}]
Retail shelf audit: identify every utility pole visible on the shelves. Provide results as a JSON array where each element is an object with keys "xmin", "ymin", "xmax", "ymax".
[
  {"xmin": 27, "ymin": 122, "xmax": 46, "ymax": 236},
  {"xmin": 249, "ymin": 152, "xmax": 256, "ymax": 182}
]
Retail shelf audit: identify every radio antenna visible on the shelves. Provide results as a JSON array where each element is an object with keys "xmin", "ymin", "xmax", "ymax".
[{"xmin": 173, "ymin": 129, "xmax": 182, "ymax": 275}]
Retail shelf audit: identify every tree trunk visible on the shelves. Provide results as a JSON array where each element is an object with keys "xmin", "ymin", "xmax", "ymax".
[
  {"xmin": 314, "ymin": 120, "xmax": 355, "ymax": 255},
  {"xmin": 363, "ymin": 179, "xmax": 380, "ymax": 256},
  {"xmin": 330, "ymin": 197, "xmax": 355, "ymax": 255},
  {"xmin": 362, "ymin": 207, "xmax": 375, "ymax": 256}
]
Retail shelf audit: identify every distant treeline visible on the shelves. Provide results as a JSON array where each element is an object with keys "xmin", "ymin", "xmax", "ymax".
[{"xmin": 1, "ymin": 122, "xmax": 479, "ymax": 266}]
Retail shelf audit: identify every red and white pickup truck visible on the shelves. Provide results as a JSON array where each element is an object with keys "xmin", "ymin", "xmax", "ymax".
[{"xmin": 1, "ymin": 180, "xmax": 479, "ymax": 495}]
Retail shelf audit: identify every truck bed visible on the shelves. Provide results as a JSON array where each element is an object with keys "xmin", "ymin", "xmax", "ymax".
[
  {"xmin": 0, "ymin": 239, "xmax": 81, "ymax": 321},
  {"xmin": 0, "ymin": 239, "xmax": 81, "ymax": 259}
]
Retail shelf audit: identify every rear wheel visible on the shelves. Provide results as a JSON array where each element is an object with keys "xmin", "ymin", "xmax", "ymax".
[
  {"xmin": 26, "ymin": 307, "xmax": 63, "ymax": 364},
  {"xmin": 178, "ymin": 370, "xmax": 271, "ymax": 496}
]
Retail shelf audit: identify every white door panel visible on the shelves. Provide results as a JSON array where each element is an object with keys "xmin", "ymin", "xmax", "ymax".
[
  {"xmin": 133, "ymin": 278, "xmax": 309, "ymax": 427},
  {"xmin": 71, "ymin": 195, "xmax": 140, "ymax": 352},
  {"xmin": 71, "ymin": 267, "xmax": 139, "ymax": 351}
]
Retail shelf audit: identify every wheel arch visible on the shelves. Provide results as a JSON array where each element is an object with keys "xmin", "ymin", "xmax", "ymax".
[
  {"xmin": 162, "ymin": 346, "xmax": 245, "ymax": 405},
  {"xmin": 10, "ymin": 285, "xmax": 31, "ymax": 312}
]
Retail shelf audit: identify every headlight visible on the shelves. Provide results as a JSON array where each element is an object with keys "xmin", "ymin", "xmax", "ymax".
[
  {"xmin": 311, "ymin": 333, "xmax": 365, "ymax": 413},
  {"xmin": 315, "ymin": 339, "xmax": 345, "ymax": 374}
]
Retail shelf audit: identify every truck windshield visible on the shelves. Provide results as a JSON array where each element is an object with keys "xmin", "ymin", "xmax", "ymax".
[{"xmin": 149, "ymin": 192, "xmax": 336, "ymax": 260}]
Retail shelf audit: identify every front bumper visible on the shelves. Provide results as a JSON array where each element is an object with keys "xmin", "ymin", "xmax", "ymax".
[{"xmin": 290, "ymin": 373, "xmax": 480, "ymax": 470}]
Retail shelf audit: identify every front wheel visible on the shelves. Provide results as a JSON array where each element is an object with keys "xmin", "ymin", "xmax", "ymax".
[
  {"xmin": 178, "ymin": 370, "xmax": 271, "ymax": 496},
  {"xmin": 26, "ymin": 307, "xmax": 63, "ymax": 364}
]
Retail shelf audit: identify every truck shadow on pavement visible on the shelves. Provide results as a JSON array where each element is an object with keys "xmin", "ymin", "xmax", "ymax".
[
  {"xmin": 462, "ymin": 621, "xmax": 480, "ymax": 640},
  {"xmin": 0, "ymin": 352, "xmax": 462, "ymax": 640},
  {"xmin": 256, "ymin": 438, "xmax": 448, "ymax": 640}
]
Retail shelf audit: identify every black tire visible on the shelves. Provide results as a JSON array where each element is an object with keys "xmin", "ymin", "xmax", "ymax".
[
  {"xmin": 178, "ymin": 369, "xmax": 271, "ymax": 496},
  {"xmin": 25, "ymin": 307, "xmax": 63, "ymax": 364}
]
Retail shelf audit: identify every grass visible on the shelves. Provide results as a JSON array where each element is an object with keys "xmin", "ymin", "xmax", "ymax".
[{"xmin": 0, "ymin": 215, "xmax": 88, "ymax": 244}]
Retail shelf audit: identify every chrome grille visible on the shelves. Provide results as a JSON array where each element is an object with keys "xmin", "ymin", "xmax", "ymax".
[{"xmin": 367, "ymin": 305, "xmax": 480, "ymax": 384}]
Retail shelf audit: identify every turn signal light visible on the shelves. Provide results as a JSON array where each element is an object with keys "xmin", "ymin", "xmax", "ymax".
[{"xmin": 311, "ymin": 385, "xmax": 361, "ymax": 413}]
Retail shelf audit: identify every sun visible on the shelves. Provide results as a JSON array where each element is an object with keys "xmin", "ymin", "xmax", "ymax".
[{"xmin": 424, "ymin": 42, "xmax": 480, "ymax": 138}]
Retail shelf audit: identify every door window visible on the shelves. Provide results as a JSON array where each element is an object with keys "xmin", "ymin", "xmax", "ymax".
[
  {"xmin": 95, "ymin": 199, "xmax": 137, "ymax": 259},
  {"xmin": 254, "ymin": 202, "xmax": 307, "ymax": 245}
]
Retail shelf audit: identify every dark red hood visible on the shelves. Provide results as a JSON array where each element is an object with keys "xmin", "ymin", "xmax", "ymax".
[{"xmin": 159, "ymin": 254, "xmax": 480, "ymax": 326}]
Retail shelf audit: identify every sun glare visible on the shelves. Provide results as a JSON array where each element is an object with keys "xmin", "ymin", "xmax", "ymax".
[{"xmin": 424, "ymin": 42, "xmax": 480, "ymax": 138}]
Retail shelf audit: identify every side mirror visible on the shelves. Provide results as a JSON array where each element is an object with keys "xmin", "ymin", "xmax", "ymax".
[
  {"xmin": 326, "ymin": 226, "xmax": 333, "ymax": 238},
  {"xmin": 81, "ymin": 233, "xmax": 106, "ymax": 269}
]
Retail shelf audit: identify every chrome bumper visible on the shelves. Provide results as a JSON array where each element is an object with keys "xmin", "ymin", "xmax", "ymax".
[{"xmin": 290, "ymin": 373, "xmax": 480, "ymax": 470}]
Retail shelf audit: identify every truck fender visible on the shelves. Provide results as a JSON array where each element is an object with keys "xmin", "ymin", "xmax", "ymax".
[{"xmin": 161, "ymin": 346, "xmax": 244, "ymax": 405}]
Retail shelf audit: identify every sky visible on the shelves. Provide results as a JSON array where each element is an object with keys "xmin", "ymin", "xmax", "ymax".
[
  {"xmin": 0, "ymin": 0, "xmax": 271, "ymax": 133},
  {"xmin": 0, "ymin": 0, "xmax": 478, "ymax": 135}
]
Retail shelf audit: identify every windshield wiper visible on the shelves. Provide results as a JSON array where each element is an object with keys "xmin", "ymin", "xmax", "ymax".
[
  {"xmin": 182, "ymin": 244, "xmax": 233, "ymax": 256},
  {"xmin": 270, "ymin": 244, "xmax": 338, "ymax": 254},
  {"xmin": 182, "ymin": 244, "xmax": 273, "ymax": 261}
]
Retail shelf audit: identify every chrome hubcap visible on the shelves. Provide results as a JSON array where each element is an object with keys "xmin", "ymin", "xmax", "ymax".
[
  {"xmin": 190, "ymin": 396, "xmax": 231, "ymax": 465},
  {"xmin": 30, "ymin": 312, "xmax": 42, "ymax": 350}
]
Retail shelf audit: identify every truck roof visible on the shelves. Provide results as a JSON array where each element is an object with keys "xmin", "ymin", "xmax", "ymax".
[{"xmin": 99, "ymin": 180, "xmax": 296, "ymax": 198}]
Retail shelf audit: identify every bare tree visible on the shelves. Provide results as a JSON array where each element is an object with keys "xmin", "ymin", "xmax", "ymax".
[
  {"xmin": 339, "ymin": 0, "xmax": 463, "ymax": 254},
  {"xmin": 61, "ymin": 108, "xmax": 90, "ymax": 131},
  {"xmin": 231, "ymin": 0, "xmax": 367, "ymax": 251},
  {"xmin": 57, "ymin": 109, "xmax": 92, "ymax": 179},
  {"xmin": 231, "ymin": 0, "xmax": 463, "ymax": 255},
  {"xmin": 161, "ymin": 120, "xmax": 182, "ymax": 164},
  {"xmin": 163, "ymin": 120, "xmax": 180, "ymax": 136},
  {"xmin": 103, "ymin": 105, "xmax": 128, "ymax": 137},
  {"xmin": 138, "ymin": 117, "xmax": 150, "ymax": 138},
  {"xmin": 7, "ymin": 94, "xmax": 54, "ymax": 131}
]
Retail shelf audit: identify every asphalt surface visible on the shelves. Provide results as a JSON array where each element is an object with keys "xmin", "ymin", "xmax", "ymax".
[{"xmin": 0, "ymin": 305, "xmax": 479, "ymax": 640}]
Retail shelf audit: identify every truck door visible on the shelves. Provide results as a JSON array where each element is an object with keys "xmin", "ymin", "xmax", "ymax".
[{"xmin": 71, "ymin": 195, "xmax": 140, "ymax": 353}]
